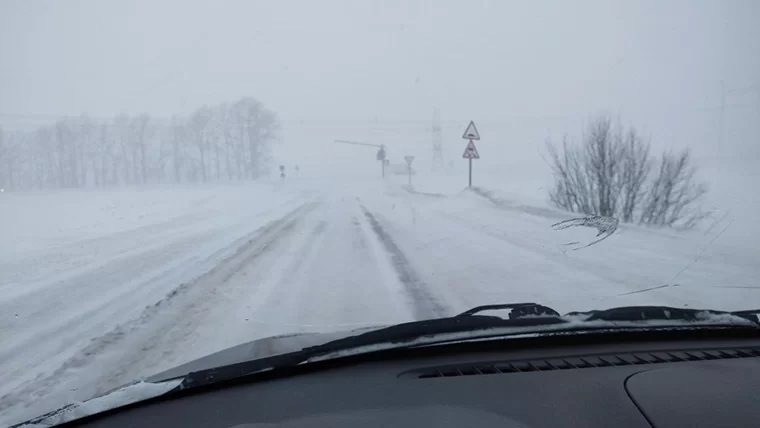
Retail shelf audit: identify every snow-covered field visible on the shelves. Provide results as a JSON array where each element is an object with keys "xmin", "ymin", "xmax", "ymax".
[{"xmin": 2, "ymin": 174, "xmax": 759, "ymax": 426}]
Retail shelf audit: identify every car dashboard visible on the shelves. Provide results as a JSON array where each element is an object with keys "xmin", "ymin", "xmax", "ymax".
[{"xmin": 62, "ymin": 336, "xmax": 760, "ymax": 428}]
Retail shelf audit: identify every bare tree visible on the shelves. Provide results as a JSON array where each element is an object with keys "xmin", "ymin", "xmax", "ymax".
[
  {"xmin": 547, "ymin": 117, "xmax": 624, "ymax": 216},
  {"xmin": 74, "ymin": 115, "xmax": 96, "ymax": 187},
  {"xmin": 131, "ymin": 114, "xmax": 151, "ymax": 184},
  {"xmin": 546, "ymin": 117, "xmax": 706, "ymax": 228},
  {"xmin": 4, "ymin": 97, "xmax": 279, "ymax": 190},
  {"xmin": 218, "ymin": 103, "xmax": 235, "ymax": 180},
  {"xmin": 0, "ymin": 127, "xmax": 17, "ymax": 190},
  {"xmin": 583, "ymin": 117, "xmax": 624, "ymax": 217},
  {"xmin": 35, "ymin": 126, "xmax": 55, "ymax": 189},
  {"xmin": 639, "ymin": 149, "xmax": 707, "ymax": 228},
  {"xmin": 234, "ymin": 97, "xmax": 279, "ymax": 179},
  {"xmin": 188, "ymin": 106, "xmax": 212, "ymax": 182},
  {"xmin": 114, "ymin": 114, "xmax": 132, "ymax": 185},
  {"xmin": 619, "ymin": 129, "xmax": 651, "ymax": 222}
]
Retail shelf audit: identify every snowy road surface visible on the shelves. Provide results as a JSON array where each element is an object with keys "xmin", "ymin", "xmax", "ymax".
[{"xmin": 2, "ymin": 177, "xmax": 758, "ymax": 426}]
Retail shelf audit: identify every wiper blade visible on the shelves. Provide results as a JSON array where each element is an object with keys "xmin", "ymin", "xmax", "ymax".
[
  {"xmin": 178, "ymin": 303, "xmax": 566, "ymax": 389},
  {"xmin": 175, "ymin": 303, "xmax": 759, "ymax": 391},
  {"xmin": 566, "ymin": 306, "xmax": 760, "ymax": 324},
  {"xmin": 300, "ymin": 303, "xmax": 563, "ymax": 353}
]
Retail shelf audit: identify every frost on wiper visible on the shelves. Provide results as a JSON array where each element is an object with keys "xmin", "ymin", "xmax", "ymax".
[
  {"xmin": 566, "ymin": 306, "xmax": 760, "ymax": 324},
  {"xmin": 552, "ymin": 215, "xmax": 618, "ymax": 250}
]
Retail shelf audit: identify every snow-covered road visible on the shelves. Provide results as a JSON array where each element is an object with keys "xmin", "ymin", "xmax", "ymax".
[{"xmin": 2, "ymin": 177, "xmax": 758, "ymax": 426}]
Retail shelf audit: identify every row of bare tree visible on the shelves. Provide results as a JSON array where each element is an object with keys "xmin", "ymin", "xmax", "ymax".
[
  {"xmin": 546, "ymin": 117, "xmax": 707, "ymax": 229},
  {"xmin": 0, "ymin": 97, "xmax": 279, "ymax": 191}
]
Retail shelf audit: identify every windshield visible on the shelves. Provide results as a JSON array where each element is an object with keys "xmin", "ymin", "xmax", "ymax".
[{"xmin": 1, "ymin": 0, "xmax": 759, "ymax": 425}]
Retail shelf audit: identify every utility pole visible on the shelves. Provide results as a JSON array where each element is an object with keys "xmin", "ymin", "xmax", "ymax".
[{"xmin": 719, "ymin": 80, "xmax": 725, "ymax": 154}]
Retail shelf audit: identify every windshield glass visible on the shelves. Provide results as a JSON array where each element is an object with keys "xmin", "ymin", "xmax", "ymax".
[{"xmin": 1, "ymin": 0, "xmax": 759, "ymax": 425}]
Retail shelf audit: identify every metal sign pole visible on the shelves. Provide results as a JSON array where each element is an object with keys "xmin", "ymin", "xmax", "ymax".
[
  {"xmin": 468, "ymin": 158, "xmax": 472, "ymax": 188},
  {"xmin": 403, "ymin": 155, "xmax": 415, "ymax": 187}
]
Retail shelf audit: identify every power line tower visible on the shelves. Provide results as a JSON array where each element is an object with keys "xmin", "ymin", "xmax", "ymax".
[
  {"xmin": 719, "ymin": 80, "xmax": 725, "ymax": 156},
  {"xmin": 431, "ymin": 108, "xmax": 443, "ymax": 171}
]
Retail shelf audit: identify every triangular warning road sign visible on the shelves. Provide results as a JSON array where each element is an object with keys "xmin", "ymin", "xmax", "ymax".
[
  {"xmin": 462, "ymin": 121, "xmax": 480, "ymax": 140},
  {"xmin": 462, "ymin": 140, "xmax": 480, "ymax": 159}
]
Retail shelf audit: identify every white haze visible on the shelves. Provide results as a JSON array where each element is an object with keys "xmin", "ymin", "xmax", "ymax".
[
  {"xmin": 2, "ymin": 0, "xmax": 759, "ymax": 240},
  {"xmin": 2, "ymin": 2, "xmax": 760, "ymax": 425}
]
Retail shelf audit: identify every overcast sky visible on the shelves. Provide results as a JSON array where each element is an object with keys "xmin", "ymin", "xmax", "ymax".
[{"xmin": 2, "ymin": 0, "xmax": 759, "ymax": 170}]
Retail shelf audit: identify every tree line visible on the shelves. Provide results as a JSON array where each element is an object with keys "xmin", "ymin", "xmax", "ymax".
[
  {"xmin": 546, "ymin": 117, "xmax": 707, "ymax": 229},
  {"xmin": 0, "ymin": 97, "xmax": 279, "ymax": 191}
]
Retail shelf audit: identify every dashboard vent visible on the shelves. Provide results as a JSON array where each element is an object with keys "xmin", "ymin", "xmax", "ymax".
[{"xmin": 408, "ymin": 347, "xmax": 760, "ymax": 379}]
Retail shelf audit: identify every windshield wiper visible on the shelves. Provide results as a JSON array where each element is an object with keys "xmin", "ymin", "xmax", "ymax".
[
  {"xmin": 566, "ymin": 306, "xmax": 760, "ymax": 324},
  {"xmin": 176, "ymin": 303, "xmax": 566, "ymax": 388},
  {"xmin": 175, "ymin": 303, "xmax": 759, "ymax": 390}
]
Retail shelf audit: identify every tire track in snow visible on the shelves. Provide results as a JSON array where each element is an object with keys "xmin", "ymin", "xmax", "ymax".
[
  {"xmin": 248, "ymin": 219, "xmax": 331, "ymax": 323},
  {"xmin": 0, "ymin": 201, "xmax": 319, "ymax": 423},
  {"xmin": 236, "ymin": 201, "xmax": 418, "ymax": 335},
  {"xmin": 101, "ymin": 207, "xmax": 327, "ymax": 393},
  {"xmin": 359, "ymin": 205, "xmax": 448, "ymax": 320},
  {"xmin": 0, "ymin": 197, "xmax": 313, "ymax": 367},
  {"xmin": 1, "ymin": 195, "xmax": 308, "ymax": 289}
]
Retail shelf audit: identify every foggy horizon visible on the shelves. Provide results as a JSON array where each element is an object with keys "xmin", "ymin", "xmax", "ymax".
[{"xmin": 3, "ymin": 1, "xmax": 758, "ymax": 155}]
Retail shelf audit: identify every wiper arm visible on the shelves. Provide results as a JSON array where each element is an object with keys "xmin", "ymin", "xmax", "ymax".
[
  {"xmin": 300, "ymin": 303, "xmax": 563, "ymax": 353},
  {"xmin": 178, "ymin": 303, "xmax": 566, "ymax": 389},
  {"xmin": 457, "ymin": 302, "xmax": 561, "ymax": 318}
]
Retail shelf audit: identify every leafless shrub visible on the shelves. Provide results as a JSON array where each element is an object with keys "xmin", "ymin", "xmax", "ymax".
[
  {"xmin": 547, "ymin": 117, "xmax": 706, "ymax": 229},
  {"xmin": 639, "ymin": 149, "xmax": 708, "ymax": 229}
]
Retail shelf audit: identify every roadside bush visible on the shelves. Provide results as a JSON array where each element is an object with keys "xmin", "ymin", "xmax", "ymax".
[{"xmin": 546, "ymin": 117, "xmax": 707, "ymax": 229}]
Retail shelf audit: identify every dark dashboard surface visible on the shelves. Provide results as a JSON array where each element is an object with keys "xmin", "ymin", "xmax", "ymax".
[{"xmin": 71, "ymin": 338, "xmax": 760, "ymax": 428}]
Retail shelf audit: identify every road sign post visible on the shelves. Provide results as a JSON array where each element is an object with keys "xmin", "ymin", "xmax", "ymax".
[
  {"xmin": 404, "ymin": 156, "xmax": 415, "ymax": 187},
  {"xmin": 461, "ymin": 121, "xmax": 480, "ymax": 188},
  {"xmin": 468, "ymin": 158, "xmax": 472, "ymax": 188},
  {"xmin": 377, "ymin": 146, "xmax": 387, "ymax": 178}
]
